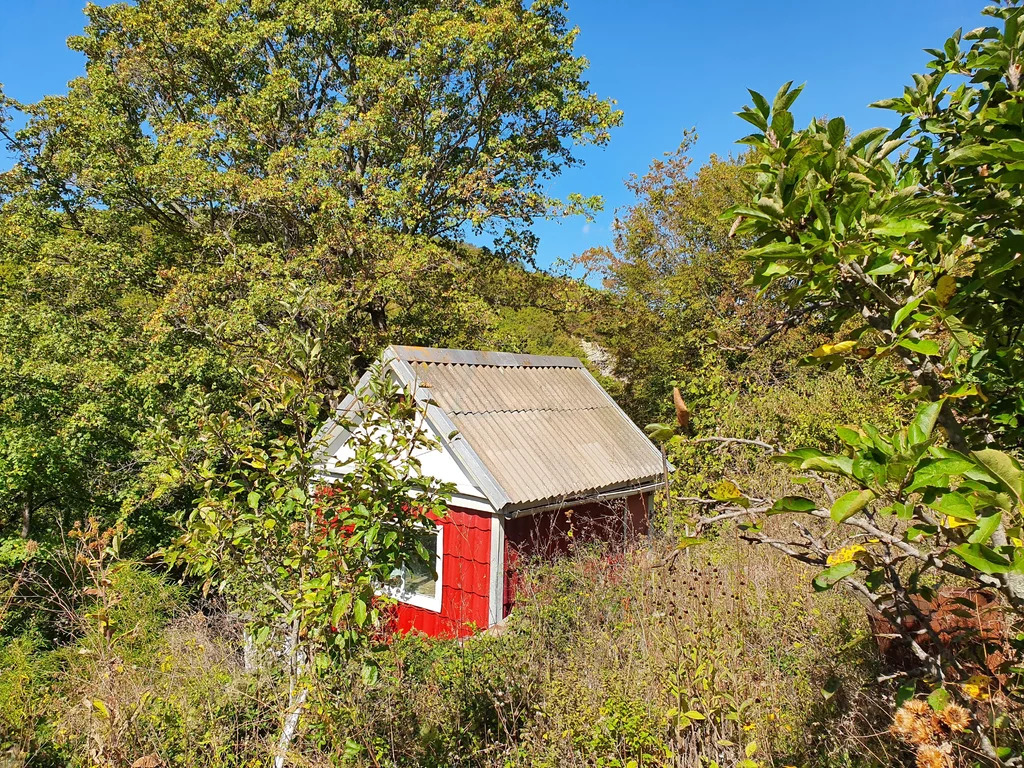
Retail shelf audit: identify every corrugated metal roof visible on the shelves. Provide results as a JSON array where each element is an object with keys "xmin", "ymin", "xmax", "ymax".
[{"xmin": 386, "ymin": 345, "xmax": 664, "ymax": 511}]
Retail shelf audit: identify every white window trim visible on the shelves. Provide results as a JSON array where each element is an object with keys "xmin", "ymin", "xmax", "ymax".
[{"xmin": 385, "ymin": 523, "xmax": 443, "ymax": 613}]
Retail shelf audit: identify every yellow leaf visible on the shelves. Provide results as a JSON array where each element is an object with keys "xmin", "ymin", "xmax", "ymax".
[
  {"xmin": 905, "ymin": 255, "xmax": 914, "ymax": 267},
  {"xmin": 935, "ymin": 274, "xmax": 956, "ymax": 306},
  {"xmin": 962, "ymin": 674, "xmax": 991, "ymax": 700},
  {"xmin": 945, "ymin": 515, "xmax": 971, "ymax": 529},
  {"xmin": 811, "ymin": 340, "xmax": 856, "ymax": 357},
  {"xmin": 827, "ymin": 544, "xmax": 866, "ymax": 565},
  {"xmin": 942, "ymin": 383, "xmax": 982, "ymax": 400},
  {"xmin": 88, "ymin": 698, "xmax": 110, "ymax": 719}
]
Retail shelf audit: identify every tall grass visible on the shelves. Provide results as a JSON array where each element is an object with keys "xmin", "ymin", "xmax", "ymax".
[{"xmin": 2, "ymin": 533, "xmax": 897, "ymax": 767}]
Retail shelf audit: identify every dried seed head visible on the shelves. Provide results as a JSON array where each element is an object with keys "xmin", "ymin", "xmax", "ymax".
[
  {"xmin": 940, "ymin": 704, "xmax": 970, "ymax": 733},
  {"xmin": 915, "ymin": 743, "xmax": 952, "ymax": 768}
]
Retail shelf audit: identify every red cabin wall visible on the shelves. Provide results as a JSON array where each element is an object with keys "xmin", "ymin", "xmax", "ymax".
[
  {"xmin": 393, "ymin": 505, "xmax": 492, "ymax": 639},
  {"xmin": 502, "ymin": 492, "xmax": 650, "ymax": 618}
]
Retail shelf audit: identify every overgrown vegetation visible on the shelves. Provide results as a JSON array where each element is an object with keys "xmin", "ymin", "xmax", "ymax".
[
  {"xmin": 2, "ymin": 0, "xmax": 1024, "ymax": 766},
  {"xmin": 3, "ymin": 533, "xmax": 888, "ymax": 768}
]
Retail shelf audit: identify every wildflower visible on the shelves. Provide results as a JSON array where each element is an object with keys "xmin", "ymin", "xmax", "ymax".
[
  {"xmin": 827, "ymin": 544, "xmax": 866, "ymax": 566},
  {"xmin": 940, "ymin": 704, "xmax": 970, "ymax": 733},
  {"xmin": 915, "ymin": 743, "xmax": 952, "ymax": 768}
]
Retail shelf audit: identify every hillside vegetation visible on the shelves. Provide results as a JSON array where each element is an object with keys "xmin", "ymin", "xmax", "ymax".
[{"xmin": 3, "ymin": 1, "xmax": 1024, "ymax": 767}]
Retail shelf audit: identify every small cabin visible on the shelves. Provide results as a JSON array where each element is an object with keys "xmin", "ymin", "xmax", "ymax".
[{"xmin": 317, "ymin": 345, "xmax": 665, "ymax": 638}]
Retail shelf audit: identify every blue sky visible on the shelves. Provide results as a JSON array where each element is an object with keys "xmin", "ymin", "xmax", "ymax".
[{"xmin": 0, "ymin": 1, "xmax": 985, "ymax": 269}]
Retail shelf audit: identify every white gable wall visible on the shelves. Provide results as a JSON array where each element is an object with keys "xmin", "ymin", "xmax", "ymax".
[{"xmin": 317, "ymin": 396, "xmax": 495, "ymax": 514}]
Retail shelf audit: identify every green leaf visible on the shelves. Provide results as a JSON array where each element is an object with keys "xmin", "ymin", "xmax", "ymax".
[
  {"xmin": 896, "ymin": 684, "xmax": 916, "ymax": 708},
  {"xmin": 836, "ymin": 426, "xmax": 864, "ymax": 446},
  {"xmin": 870, "ymin": 219, "xmax": 930, "ymax": 237},
  {"xmin": 361, "ymin": 661, "xmax": 379, "ymax": 686},
  {"xmin": 771, "ymin": 80, "xmax": 794, "ymax": 114},
  {"xmin": 813, "ymin": 561, "xmax": 857, "ymax": 591},
  {"xmin": 850, "ymin": 126, "xmax": 889, "ymax": 152},
  {"xmin": 898, "ymin": 338, "xmax": 940, "ymax": 357},
  {"xmin": 736, "ymin": 108, "xmax": 768, "ymax": 132},
  {"xmin": 830, "ymin": 489, "xmax": 875, "ymax": 523},
  {"xmin": 826, "ymin": 117, "xmax": 846, "ymax": 147},
  {"xmin": 952, "ymin": 543, "xmax": 1012, "ymax": 575},
  {"xmin": 971, "ymin": 449, "xmax": 1024, "ymax": 504},
  {"xmin": 968, "ymin": 511, "xmax": 1002, "ymax": 545},
  {"xmin": 892, "ymin": 297, "xmax": 924, "ymax": 331},
  {"xmin": 353, "ymin": 597, "xmax": 368, "ymax": 627},
  {"xmin": 930, "ymin": 491, "xmax": 976, "ymax": 520},
  {"xmin": 773, "ymin": 447, "xmax": 826, "ymax": 468},
  {"xmin": 944, "ymin": 143, "xmax": 1005, "ymax": 165},
  {"xmin": 905, "ymin": 457, "xmax": 976, "ymax": 491},
  {"xmin": 800, "ymin": 454, "xmax": 855, "ymax": 477},
  {"xmin": 747, "ymin": 89, "xmax": 770, "ymax": 118},
  {"xmin": 746, "ymin": 241, "xmax": 806, "ymax": 258},
  {"xmin": 646, "ymin": 423, "xmax": 675, "ymax": 443},
  {"xmin": 908, "ymin": 400, "xmax": 943, "ymax": 444},
  {"xmin": 771, "ymin": 110, "xmax": 794, "ymax": 141},
  {"xmin": 247, "ymin": 491, "xmax": 261, "ymax": 510},
  {"xmin": 331, "ymin": 593, "xmax": 353, "ymax": 626},
  {"xmin": 927, "ymin": 687, "xmax": 950, "ymax": 712},
  {"xmin": 771, "ymin": 496, "xmax": 818, "ymax": 513},
  {"xmin": 867, "ymin": 261, "xmax": 903, "ymax": 276}
]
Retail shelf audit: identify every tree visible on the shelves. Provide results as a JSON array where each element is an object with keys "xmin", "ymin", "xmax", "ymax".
[
  {"xmin": 159, "ymin": 296, "xmax": 453, "ymax": 766},
  {"xmin": 707, "ymin": 3, "xmax": 1024, "ymax": 763},
  {"xmin": 0, "ymin": 0, "xmax": 619, "ymax": 544}
]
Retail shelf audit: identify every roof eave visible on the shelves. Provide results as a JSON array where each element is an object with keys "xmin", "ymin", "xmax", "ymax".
[{"xmin": 502, "ymin": 476, "xmax": 666, "ymax": 518}]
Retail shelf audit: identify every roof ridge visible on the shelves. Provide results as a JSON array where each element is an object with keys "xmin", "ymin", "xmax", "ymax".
[{"xmin": 390, "ymin": 344, "xmax": 585, "ymax": 369}]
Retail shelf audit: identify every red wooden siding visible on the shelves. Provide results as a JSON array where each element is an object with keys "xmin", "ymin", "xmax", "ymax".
[
  {"xmin": 503, "ymin": 493, "xmax": 649, "ymax": 618},
  {"xmin": 393, "ymin": 505, "xmax": 491, "ymax": 639}
]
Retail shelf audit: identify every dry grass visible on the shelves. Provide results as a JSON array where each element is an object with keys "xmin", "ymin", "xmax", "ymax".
[{"xmin": 3, "ymin": 536, "xmax": 897, "ymax": 768}]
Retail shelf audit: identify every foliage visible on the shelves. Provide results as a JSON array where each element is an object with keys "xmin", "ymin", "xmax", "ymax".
[
  {"xmin": 157, "ymin": 297, "xmax": 454, "ymax": 763},
  {"xmin": 0, "ymin": 0, "xmax": 619, "ymax": 549},
  {"xmin": 718, "ymin": 3, "xmax": 1024, "ymax": 764},
  {"xmin": 733, "ymin": 5, "xmax": 1024, "ymax": 451}
]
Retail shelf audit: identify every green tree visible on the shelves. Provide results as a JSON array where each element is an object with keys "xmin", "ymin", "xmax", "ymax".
[
  {"xmin": 577, "ymin": 136, "xmax": 750, "ymax": 424},
  {"xmin": 711, "ymin": 3, "xmax": 1024, "ymax": 763},
  {"xmin": 160, "ymin": 297, "xmax": 453, "ymax": 766},
  {"xmin": 0, "ymin": 0, "xmax": 619, "ymax": 544},
  {"xmin": 585, "ymin": 135, "xmax": 901, "ymax": 529}
]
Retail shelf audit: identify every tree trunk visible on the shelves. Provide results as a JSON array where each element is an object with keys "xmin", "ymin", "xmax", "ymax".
[
  {"xmin": 243, "ymin": 629, "xmax": 257, "ymax": 673},
  {"xmin": 273, "ymin": 683, "xmax": 308, "ymax": 768},
  {"xmin": 21, "ymin": 488, "xmax": 32, "ymax": 539},
  {"xmin": 274, "ymin": 618, "xmax": 307, "ymax": 768}
]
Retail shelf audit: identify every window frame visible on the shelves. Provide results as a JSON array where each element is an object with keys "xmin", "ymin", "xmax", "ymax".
[{"xmin": 385, "ymin": 523, "xmax": 444, "ymax": 613}]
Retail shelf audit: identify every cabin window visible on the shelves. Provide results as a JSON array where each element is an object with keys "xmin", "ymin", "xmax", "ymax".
[{"xmin": 387, "ymin": 525, "xmax": 443, "ymax": 612}]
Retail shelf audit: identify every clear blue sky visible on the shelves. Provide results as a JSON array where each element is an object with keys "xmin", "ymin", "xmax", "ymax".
[{"xmin": 0, "ymin": 1, "xmax": 984, "ymax": 269}]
